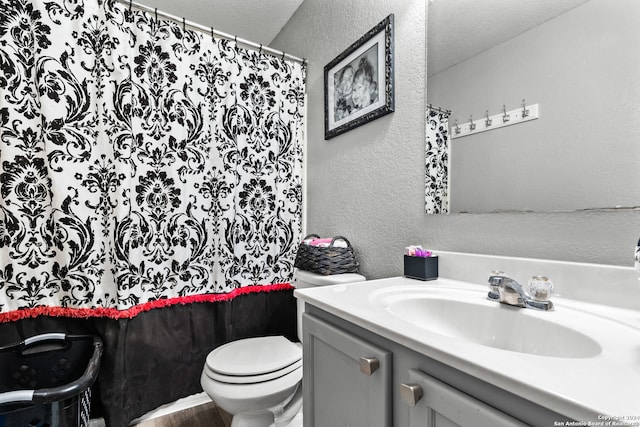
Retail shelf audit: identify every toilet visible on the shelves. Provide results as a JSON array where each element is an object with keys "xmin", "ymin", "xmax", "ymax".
[{"xmin": 201, "ymin": 269, "xmax": 366, "ymax": 427}]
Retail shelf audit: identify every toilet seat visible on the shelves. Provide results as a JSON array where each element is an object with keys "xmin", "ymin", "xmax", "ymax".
[
  {"xmin": 204, "ymin": 358, "xmax": 302, "ymax": 384},
  {"xmin": 201, "ymin": 362, "xmax": 302, "ymax": 402},
  {"xmin": 204, "ymin": 336, "xmax": 302, "ymax": 386}
]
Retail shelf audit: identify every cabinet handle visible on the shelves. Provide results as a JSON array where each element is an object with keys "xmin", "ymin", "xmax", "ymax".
[
  {"xmin": 400, "ymin": 383, "xmax": 423, "ymax": 406},
  {"xmin": 359, "ymin": 356, "xmax": 380, "ymax": 375}
]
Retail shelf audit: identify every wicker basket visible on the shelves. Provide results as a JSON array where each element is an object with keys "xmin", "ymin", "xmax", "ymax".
[{"xmin": 294, "ymin": 234, "xmax": 359, "ymax": 275}]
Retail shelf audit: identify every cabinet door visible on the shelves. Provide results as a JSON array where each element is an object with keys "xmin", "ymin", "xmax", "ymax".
[
  {"xmin": 402, "ymin": 369, "xmax": 528, "ymax": 427},
  {"xmin": 303, "ymin": 313, "xmax": 392, "ymax": 427}
]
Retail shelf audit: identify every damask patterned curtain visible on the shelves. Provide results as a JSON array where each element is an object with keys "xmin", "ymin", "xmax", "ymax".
[
  {"xmin": 0, "ymin": 0, "xmax": 305, "ymax": 321},
  {"xmin": 425, "ymin": 108, "xmax": 450, "ymax": 214}
]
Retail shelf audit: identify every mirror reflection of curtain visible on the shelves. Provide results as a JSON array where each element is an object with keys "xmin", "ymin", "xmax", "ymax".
[
  {"xmin": 0, "ymin": 0, "xmax": 305, "ymax": 321},
  {"xmin": 425, "ymin": 108, "xmax": 450, "ymax": 214}
]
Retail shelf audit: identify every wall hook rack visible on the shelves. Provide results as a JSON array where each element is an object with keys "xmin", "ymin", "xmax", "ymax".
[{"xmin": 451, "ymin": 102, "xmax": 539, "ymax": 139}]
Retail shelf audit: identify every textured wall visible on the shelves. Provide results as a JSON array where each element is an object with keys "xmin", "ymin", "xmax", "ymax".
[{"xmin": 272, "ymin": 0, "xmax": 640, "ymax": 280}]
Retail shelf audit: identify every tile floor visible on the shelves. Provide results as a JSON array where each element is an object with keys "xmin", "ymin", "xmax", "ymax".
[
  {"xmin": 134, "ymin": 402, "xmax": 231, "ymax": 427},
  {"xmin": 89, "ymin": 402, "xmax": 232, "ymax": 427}
]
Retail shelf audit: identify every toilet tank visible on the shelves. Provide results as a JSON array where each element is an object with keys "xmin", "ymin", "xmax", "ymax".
[{"xmin": 294, "ymin": 269, "xmax": 366, "ymax": 342}]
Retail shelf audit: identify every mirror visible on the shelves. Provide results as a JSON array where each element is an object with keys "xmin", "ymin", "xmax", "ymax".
[{"xmin": 425, "ymin": 0, "xmax": 640, "ymax": 213}]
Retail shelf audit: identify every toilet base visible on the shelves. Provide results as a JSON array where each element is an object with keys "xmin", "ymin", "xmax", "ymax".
[
  {"xmin": 268, "ymin": 406, "xmax": 303, "ymax": 427},
  {"xmin": 228, "ymin": 387, "xmax": 303, "ymax": 427},
  {"xmin": 230, "ymin": 412, "xmax": 274, "ymax": 427}
]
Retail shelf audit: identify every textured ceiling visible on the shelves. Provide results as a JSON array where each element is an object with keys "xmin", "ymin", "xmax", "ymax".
[
  {"xmin": 132, "ymin": 0, "xmax": 304, "ymax": 46},
  {"xmin": 427, "ymin": 0, "xmax": 590, "ymax": 76}
]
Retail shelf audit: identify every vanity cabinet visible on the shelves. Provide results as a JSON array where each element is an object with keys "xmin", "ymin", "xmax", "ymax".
[
  {"xmin": 403, "ymin": 369, "xmax": 527, "ymax": 427},
  {"xmin": 302, "ymin": 313, "xmax": 392, "ymax": 427},
  {"xmin": 302, "ymin": 307, "xmax": 564, "ymax": 427}
]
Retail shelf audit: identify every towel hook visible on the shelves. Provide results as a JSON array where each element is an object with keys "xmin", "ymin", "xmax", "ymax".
[
  {"xmin": 469, "ymin": 114, "xmax": 476, "ymax": 131},
  {"xmin": 502, "ymin": 104, "xmax": 510, "ymax": 123},
  {"xmin": 210, "ymin": 27, "xmax": 215, "ymax": 43},
  {"xmin": 128, "ymin": 0, "xmax": 132, "ymax": 12},
  {"xmin": 485, "ymin": 110, "xmax": 492, "ymax": 127},
  {"xmin": 521, "ymin": 99, "xmax": 529, "ymax": 118},
  {"xmin": 454, "ymin": 119, "xmax": 461, "ymax": 134},
  {"xmin": 282, "ymin": 51, "xmax": 286, "ymax": 61},
  {"xmin": 154, "ymin": 8, "xmax": 158, "ymax": 24},
  {"xmin": 258, "ymin": 44, "xmax": 263, "ymax": 54},
  {"xmin": 182, "ymin": 17, "xmax": 186, "ymax": 32}
]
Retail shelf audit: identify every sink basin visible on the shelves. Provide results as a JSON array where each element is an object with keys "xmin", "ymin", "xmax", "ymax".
[{"xmin": 370, "ymin": 287, "xmax": 601, "ymax": 358}]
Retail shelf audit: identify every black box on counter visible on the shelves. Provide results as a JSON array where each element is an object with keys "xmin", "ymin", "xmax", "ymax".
[{"xmin": 403, "ymin": 255, "xmax": 438, "ymax": 281}]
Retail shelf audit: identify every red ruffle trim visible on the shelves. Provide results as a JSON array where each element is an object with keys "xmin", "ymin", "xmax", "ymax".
[{"xmin": 0, "ymin": 283, "xmax": 294, "ymax": 323}]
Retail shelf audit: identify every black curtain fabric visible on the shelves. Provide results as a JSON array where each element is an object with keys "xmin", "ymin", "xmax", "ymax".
[{"xmin": 0, "ymin": 290, "xmax": 297, "ymax": 426}]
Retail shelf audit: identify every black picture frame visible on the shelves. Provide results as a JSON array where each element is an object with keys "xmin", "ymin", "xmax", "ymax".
[{"xmin": 324, "ymin": 14, "xmax": 395, "ymax": 140}]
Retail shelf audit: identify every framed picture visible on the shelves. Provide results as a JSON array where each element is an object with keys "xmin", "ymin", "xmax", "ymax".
[{"xmin": 324, "ymin": 14, "xmax": 395, "ymax": 140}]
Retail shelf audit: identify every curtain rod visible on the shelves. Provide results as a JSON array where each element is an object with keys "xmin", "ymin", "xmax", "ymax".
[
  {"xmin": 114, "ymin": 0, "xmax": 305, "ymax": 65},
  {"xmin": 427, "ymin": 104, "xmax": 451, "ymax": 116}
]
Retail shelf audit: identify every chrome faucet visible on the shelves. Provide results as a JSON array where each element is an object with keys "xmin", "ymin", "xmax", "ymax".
[{"xmin": 487, "ymin": 274, "xmax": 554, "ymax": 311}]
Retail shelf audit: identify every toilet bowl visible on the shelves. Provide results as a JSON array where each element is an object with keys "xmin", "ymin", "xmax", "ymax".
[
  {"xmin": 201, "ymin": 336, "xmax": 302, "ymax": 426},
  {"xmin": 201, "ymin": 270, "xmax": 365, "ymax": 427}
]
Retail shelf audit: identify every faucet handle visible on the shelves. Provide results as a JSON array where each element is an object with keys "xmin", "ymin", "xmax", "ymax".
[
  {"xmin": 488, "ymin": 270, "xmax": 506, "ymax": 284},
  {"xmin": 527, "ymin": 276, "xmax": 554, "ymax": 302},
  {"xmin": 488, "ymin": 270, "xmax": 505, "ymax": 278},
  {"xmin": 487, "ymin": 271, "xmax": 505, "ymax": 301}
]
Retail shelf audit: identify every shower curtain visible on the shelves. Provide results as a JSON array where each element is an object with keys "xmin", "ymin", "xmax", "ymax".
[
  {"xmin": 0, "ymin": 0, "xmax": 305, "ymax": 424},
  {"xmin": 425, "ymin": 108, "xmax": 450, "ymax": 214},
  {"xmin": 0, "ymin": 0, "xmax": 305, "ymax": 321}
]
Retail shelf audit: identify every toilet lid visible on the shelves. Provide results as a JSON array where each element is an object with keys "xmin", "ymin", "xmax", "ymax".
[
  {"xmin": 205, "ymin": 359, "xmax": 302, "ymax": 384},
  {"xmin": 206, "ymin": 336, "xmax": 302, "ymax": 376}
]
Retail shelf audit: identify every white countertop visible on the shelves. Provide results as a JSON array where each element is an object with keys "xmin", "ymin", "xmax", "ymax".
[{"xmin": 295, "ymin": 275, "xmax": 640, "ymax": 424}]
